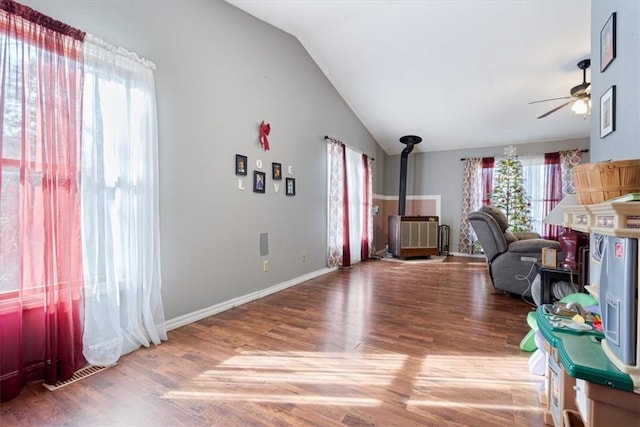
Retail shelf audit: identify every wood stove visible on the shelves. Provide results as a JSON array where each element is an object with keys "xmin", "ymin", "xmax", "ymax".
[{"xmin": 388, "ymin": 135, "xmax": 439, "ymax": 258}]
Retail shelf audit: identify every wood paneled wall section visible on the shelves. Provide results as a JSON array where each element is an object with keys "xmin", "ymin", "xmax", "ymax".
[{"xmin": 373, "ymin": 196, "xmax": 438, "ymax": 255}]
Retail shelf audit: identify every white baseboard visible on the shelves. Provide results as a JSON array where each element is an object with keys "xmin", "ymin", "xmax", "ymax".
[
  {"xmin": 375, "ymin": 249, "xmax": 485, "ymax": 259},
  {"xmin": 164, "ymin": 266, "xmax": 338, "ymax": 332},
  {"xmin": 450, "ymin": 251, "xmax": 486, "ymax": 258}
]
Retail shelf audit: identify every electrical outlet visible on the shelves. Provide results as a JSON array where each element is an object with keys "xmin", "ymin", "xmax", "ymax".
[
  {"xmin": 301, "ymin": 251, "xmax": 307, "ymax": 262},
  {"xmin": 521, "ymin": 256, "xmax": 538, "ymax": 263},
  {"xmin": 263, "ymin": 260, "xmax": 269, "ymax": 271}
]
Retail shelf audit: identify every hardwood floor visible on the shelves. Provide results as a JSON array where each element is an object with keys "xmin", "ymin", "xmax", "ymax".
[{"xmin": 1, "ymin": 256, "xmax": 548, "ymax": 426}]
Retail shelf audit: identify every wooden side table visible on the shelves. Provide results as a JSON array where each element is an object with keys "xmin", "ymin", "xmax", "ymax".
[{"xmin": 535, "ymin": 263, "xmax": 580, "ymax": 305}]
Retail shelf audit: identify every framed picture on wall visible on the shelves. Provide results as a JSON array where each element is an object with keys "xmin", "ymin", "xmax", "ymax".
[
  {"xmin": 253, "ymin": 171, "xmax": 266, "ymax": 193},
  {"xmin": 285, "ymin": 177, "xmax": 295, "ymax": 196},
  {"xmin": 600, "ymin": 85, "xmax": 616, "ymax": 138},
  {"xmin": 600, "ymin": 12, "xmax": 616, "ymax": 72},
  {"xmin": 541, "ymin": 248, "xmax": 557, "ymax": 268},
  {"xmin": 272, "ymin": 162, "xmax": 282, "ymax": 180},
  {"xmin": 235, "ymin": 154, "xmax": 247, "ymax": 176}
]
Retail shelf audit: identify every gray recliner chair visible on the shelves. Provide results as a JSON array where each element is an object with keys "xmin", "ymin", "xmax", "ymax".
[{"xmin": 468, "ymin": 205, "xmax": 561, "ymax": 298}]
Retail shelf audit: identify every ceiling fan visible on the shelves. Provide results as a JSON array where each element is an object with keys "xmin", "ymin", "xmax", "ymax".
[{"xmin": 529, "ymin": 59, "xmax": 591, "ymax": 119}]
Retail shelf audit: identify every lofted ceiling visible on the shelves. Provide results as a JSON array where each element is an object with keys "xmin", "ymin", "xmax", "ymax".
[{"xmin": 226, "ymin": 0, "xmax": 591, "ymax": 155}]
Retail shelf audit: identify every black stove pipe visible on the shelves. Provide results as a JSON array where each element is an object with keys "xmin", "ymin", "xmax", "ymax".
[{"xmin": 398, "ymin": 135, "xmax": 422, "ymax": 216}]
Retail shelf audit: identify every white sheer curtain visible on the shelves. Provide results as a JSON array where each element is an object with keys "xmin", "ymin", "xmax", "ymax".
[
  {"xmin": 519, "ymin": 155, "xmax": 545, "ymax": 235},
  {"xmin": 81, "ymin": 34, "xmax": 166, "ymax": 366},
  {"xmin": 459, "ymin": 158, "xmax": 482, "ymax": 254},
  {"xmin": 346, "ymin": 148, "xmax": 364, "ymax": 264}
]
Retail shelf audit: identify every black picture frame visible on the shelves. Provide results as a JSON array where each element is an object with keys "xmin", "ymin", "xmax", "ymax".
[
  {"xmin": 600, "ymin": 12, "xmax": 616, "ymax": 72},
  {"xmin": 272, "ymin": 162, "xmax": 282, "ymax": 180},
  {"xmin": 285, "ymin": 177, "xmax": 295, "ymax": 196},
  {"xmin": 235, "ymin": 154, "xmax": 247, "ymax": 176},
  {"xmin": 600, "ymin": 85, "xmax": 615, "ymax": 138},
  {"xmin": 253, "ymin": 171, "xmax": 266, "ymax": 193}
]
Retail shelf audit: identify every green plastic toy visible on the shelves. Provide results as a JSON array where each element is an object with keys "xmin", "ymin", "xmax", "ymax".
[{"xmin": 519, "ymin": 293, "xmax": 598, "ymax": 352}]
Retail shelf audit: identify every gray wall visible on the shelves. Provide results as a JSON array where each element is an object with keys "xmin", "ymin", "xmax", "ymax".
[
  {"xmin": 384, "ymin": 138, "xmax": 590, "ymax": 252},
  {"xmin": 590, "ymin": 1, "xmax": 640, "ymax": 161},
  {"xmin": 21, "ymin": 0, "xmax": 385, "ymax": 321}
]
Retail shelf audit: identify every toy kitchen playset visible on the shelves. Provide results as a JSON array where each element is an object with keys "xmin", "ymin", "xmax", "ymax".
[
  {"xmin": 538, "ymin": 161, "xmax": 640, "ymax": 427},
  {"xmin": 542, "ymin": 199, "xmax": 640, "ymax": 427}
]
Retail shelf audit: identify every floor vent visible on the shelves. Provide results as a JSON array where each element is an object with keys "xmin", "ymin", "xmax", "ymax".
[{"xmin": 43, "ymin": 364, "xmax": 115, "ymax": 391}]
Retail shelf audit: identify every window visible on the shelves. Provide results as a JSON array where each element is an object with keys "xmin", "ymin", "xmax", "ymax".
[
  {"xmin": 491, "ymin": 153, "xmax": 574, "ymax": 237},
  {"xmin": 80, "ymin": 71, "xmax": 150, "ymax": 291},
  {"xmin": 519, "ymin": 155, "xmax": 546, "ymax": 235},
  {"xmin": 0, "ymin": 27, "xmax": 83, "ymax": 297}
]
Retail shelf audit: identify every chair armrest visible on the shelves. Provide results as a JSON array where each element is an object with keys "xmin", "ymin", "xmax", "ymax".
[
  {"xmin": 514, "ymin": 232, "xmax": 541, "ymax": 240},
  {"xmin": 508, "ymin": 239, "xmax": 561, "ymax": 253}
]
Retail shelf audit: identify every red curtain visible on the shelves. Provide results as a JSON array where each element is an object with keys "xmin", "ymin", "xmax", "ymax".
[
  {"xmin": 340, "ymin": 146, "xmax": 351, "ymax": 267},
  {"xmin": 0, "ymin": 1, "xmax": 86, "ymax": 402},
  {"xmin": 360, "ymin": 154, "xmax": 371, "ymax": 260},
  {"xmin": 481, "ymin": 157, "xmax": 494, "ymax": 206},
  {"xmin": 543, "ymin": 152, "xmax": 563, "ymax": 239}
]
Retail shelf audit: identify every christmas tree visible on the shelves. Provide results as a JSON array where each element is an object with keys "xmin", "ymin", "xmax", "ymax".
[{"xmin": 490, "ymin": 149, "xmax": 532, "ymax": 232}]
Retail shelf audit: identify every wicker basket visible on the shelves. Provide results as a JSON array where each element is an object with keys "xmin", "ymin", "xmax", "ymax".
[{"xmin": 572, "ymin": 159, "xmax": 640, "ymax": 204}]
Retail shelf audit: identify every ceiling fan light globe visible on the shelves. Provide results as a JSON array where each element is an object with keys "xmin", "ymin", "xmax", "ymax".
[{"xmin": 571, "ymin": 99, "xmax": 588, "ymax": 114}]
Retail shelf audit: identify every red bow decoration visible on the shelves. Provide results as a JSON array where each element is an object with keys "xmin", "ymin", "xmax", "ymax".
[{"xmin": 259, "ymin": 121, "xmax": 271, "ymax": 151}]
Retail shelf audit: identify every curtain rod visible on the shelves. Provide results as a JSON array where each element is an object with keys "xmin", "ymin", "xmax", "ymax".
[
  {"xmin": 324, "ymin": 135, "xmax": 375, "ymax": 161},
  {"xmin": 460, "ymin": 148, "xmax": 589, "ymax": 161}
]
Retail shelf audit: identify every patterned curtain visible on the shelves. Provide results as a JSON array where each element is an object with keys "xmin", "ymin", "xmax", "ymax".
[
  {"xmin": 459, "ymin": 158, "xmax": 482, "ymax": 254},
  {"xmin": 459, "ymin": 157, "xmax": 494, "ymax": 253},
  {"xmin": 560, "ymin": 149, "xmax": 583, "ymax": 194},
  {"xmin": 327, "ymin": 139, "xmax": 346, "ymax": 267}
]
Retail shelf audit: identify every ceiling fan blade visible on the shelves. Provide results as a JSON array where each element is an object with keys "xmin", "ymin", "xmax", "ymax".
[
  {"xmin": 529, "ymin": 96, "xmax": 572, "ymax": 105},
  {"xmin": 537, "ymin": 100, "xmax": 573, "ymax": 119}
]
